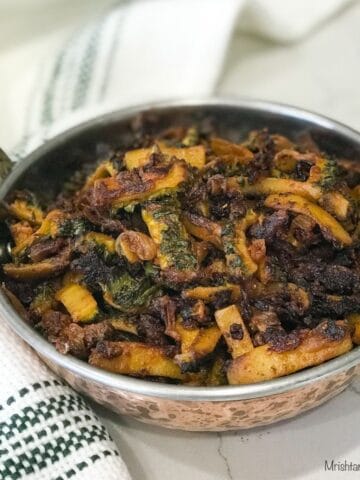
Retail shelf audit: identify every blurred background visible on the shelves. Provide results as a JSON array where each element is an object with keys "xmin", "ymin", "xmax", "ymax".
[{"xmin": 0, "ymin": 0, "xmax": 359, "ymax": 153}]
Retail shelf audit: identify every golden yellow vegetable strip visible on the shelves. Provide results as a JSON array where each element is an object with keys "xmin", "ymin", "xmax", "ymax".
[
  {"xmin": 215, "ymin": 305, "xmax": 254, "ymax": 358},
  {"xmin": 56, "ymin": 283, "xmax": 98, "ymax": 323},
  {"xmin": 89, "ymin": 342, "xmax": 184, "ymax": 379},
  {"xmin": 264, "ymin": 193, "xmax": 352, "ymax": 246},
  {"xmin": 8, "ymin": 200, "xmax": 44, "ymax": 225},
  {"xmin": 227, "ymin": 322, "xmax": 352, "ymax": 384},
  {"xmin": 175, "ymin": 322, "xmax": 222, "ymax": 365},
  {"xmin": 183, "ymin": 284, "xmax": 241, "ymax": 303},
  {"xmin": 124, "ymin": 143, "xmax": 206, "ymax": 170}
]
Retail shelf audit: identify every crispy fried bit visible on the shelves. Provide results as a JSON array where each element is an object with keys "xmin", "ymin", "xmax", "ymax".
[{"xmin": 2, "ymin": 125, "xmax": 359, "ymax": 386}]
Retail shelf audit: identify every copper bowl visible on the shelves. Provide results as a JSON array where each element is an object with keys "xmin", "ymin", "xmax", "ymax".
[{"xmin": 1, "ymin": 99, "xmax": 359, "ymax": 431}]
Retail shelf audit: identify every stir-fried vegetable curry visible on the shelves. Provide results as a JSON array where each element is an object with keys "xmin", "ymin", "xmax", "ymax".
[{"xmin": 1, "ymin": 126, "xmax": 359, "ymax": 385}]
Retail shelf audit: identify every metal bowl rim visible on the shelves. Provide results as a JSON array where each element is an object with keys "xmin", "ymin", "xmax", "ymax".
[{"xmin": 1, "ymin": 96, "xmax": 359, "ymax": 402}]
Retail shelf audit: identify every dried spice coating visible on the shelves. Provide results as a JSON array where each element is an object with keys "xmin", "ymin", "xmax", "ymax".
[{"xmin": 1, "ymin": 127, "xmax": 359, "ymax": 385}]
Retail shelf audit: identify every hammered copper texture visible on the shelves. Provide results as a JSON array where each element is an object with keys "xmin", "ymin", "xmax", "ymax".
[{"xmin": 42, "ymin": 356, "xmax": 360, "ymax": 431}]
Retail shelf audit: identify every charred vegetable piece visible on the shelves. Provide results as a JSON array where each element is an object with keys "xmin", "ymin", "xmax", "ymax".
[
  {"xmin": 308, "ymin": 156, "xmax": 338, "ymax": 188},
  {"xmin": 91, "ymin": 160, "xmax": 188, "ymax": 209},
  {"xmin": 207, "ymin": 356, "xmax": 227, "ymax": 386},
  {"xmin": 222, "ymin": 210, "xmax": 259, "ymax": 277},
  {"xmin": 273, "ymin": 149, "xmax": 315, "ymax": 173},
  {"xmin": 89, "ymin": 341, "xmax": 184, "ymax": 379},
  {"xmin": 37, "ymin": 210, "xmax": 68, "ymax": 237},
  {"xmin": 57, "ymin": 218, "xmax": 90, "ymax": 237},
  {"xmin": 84, "ymin": 160, "xmax": 117, "ymax": 187},
  {"xmin": 227, "ymin": 320, "xmax": 352, "ymax": 384},
  {"xmin": 174, "ymin": 321, "xmax": 222, "ymax": 369},
  {"xmin": 110, "ymin": 317, "xmax": 138, "ymax": 335},
  {"xmin": 30, "ymin": 284, "xmax": 56, "ymax": 318},
  {"xmin": 116, "ymin": 230, "xmax": 157, "ymax": 263},
  {"xmin": 8, "ymin": 200, "xmax": 44, "ymax": 225},
  {"xmin": 102, "ymin": 272, "xmax": 158, "ymax": 313},
  {"xmin": 124, "ymin": 143, "xmax": 206, "ymax": 170},
  {"xmin": 319, "ymin": 191, "xmax": 350, "ymax": 221},
  {"xmin": 183, "ymin": 284, "xmax": 241, "ymax": 303},
  {"xmin": 215, "ymin": 305, "xmax": 254, "ymax": 358},
  {"xmin": 11, "ymin": 210, "xmax": 67, "ymax": 257},
  {"xmin": 142, "ymin": 200, "xmax": 197, "ymax": 270},
  {"xmin": 3, "ymin": 256, "xmax": 69, "ymax": 281},
  {"xmin": 264, "ymin": 193, "xmax": 352, "ymax": 246},
  {"xmin": 10, "ymin": 222, "xmax": 34, "ymax": 246},
  {"xmin": 56, "ymin": 283, "xmax": 98, "ymax": 322},
  {"xmin": 85, "ymin": 232, "xmax": 116, "ymax": 253},
  {"xmin": 182, "ymin": 212, "xmax": 222, "ymax": 249},
  {"xmin": 210, "ymin": 137, "xmax": 254, "ymax": 164}
]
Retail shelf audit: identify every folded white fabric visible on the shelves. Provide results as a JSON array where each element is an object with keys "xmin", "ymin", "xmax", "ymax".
[
  {"xmin": 0, "ymin": 320, "xmax": 131, "ymax": 480},
  {"xmin": 0, "ymin": 0, "xmax": 355, "ymax": 479},
  {"xmin": 2, "ymin": 0, "xmax": 353, "ymax": 154}
]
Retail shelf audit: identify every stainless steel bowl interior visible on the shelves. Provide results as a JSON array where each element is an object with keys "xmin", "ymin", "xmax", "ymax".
[{"xmin": 0, "ymin": 98, "xmax": 359, "ymax": 401}]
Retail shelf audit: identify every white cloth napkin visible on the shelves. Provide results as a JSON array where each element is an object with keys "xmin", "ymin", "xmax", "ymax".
[
  {"xmin": 0, "ymin": 319, "xmax": 131, "ymax": 480},
  {"xmin": 0, "ymin": 1, "xmax": 354, "ymax": 479}
]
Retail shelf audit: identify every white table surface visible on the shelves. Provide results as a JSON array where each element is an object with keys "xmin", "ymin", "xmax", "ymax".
[{"xmin": 92, "ymin": 3, "xmax": 360, "ymax": 479}]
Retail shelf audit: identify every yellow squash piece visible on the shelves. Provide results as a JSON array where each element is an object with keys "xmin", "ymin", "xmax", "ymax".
[
  {"xmin": 84, "ymin": 160, "xmax": 117, "ymax": 188},
  {"xmin": 10, "ymin": 222, "xmax": 34, "ymax": 246},
  {"xmin": 182, "ymin": 212, "xmax": 222, "ymax": 249},
  {"xmin": 264, "ymin": 193, "xmax": 352, "ymax": 246},
  {"xmin": 227, "ymin": 321, "xmax": 352, "ymax": 384},
  {"xmin": 183, "ymin": 284, "xmax": 241, "ymax": 303},
  {"xmin": 215, "ymin": 304, "xmax": 254, "ymax": 358},
  {"xmin": 225, "ymin": 176, "xmax": 322, "ymax": 201},
  {"xmin": 210, "ymin": 137, "xmax": 254, "ymax": 164},
  {"xmin": 175, "ymin": 320, "xmax": 222, "ymax": 366},
  {"xmin": 55, "ymin": 283, "xmax": 98, "ymax": 322},
  {"xmin": 110, "ymin": 318, "xmax": 138, "ymax": 335},
  {"xmin": 242, "ymin": 177, "xmax": 322, "ymax": 201},
  {"xmin": 124, "ymin": 143, "xmax": 206, "ymax": 170},
  {"xmin": 36, "ymin": 210, "xmax": 67, "ymax": 237},
  {"xmin": 107, "ymin": 161, "xmax": 188, "ymax": 209},
  {"xmin": 89, "ymin": 342, "xmax": 184, "ymax": 379},
  {"xmin": 223, "ymin": 210, "xmax": 259, "ymax": 277},
  {"xmin": 320, "ymin": 192, "xmax": 350, "ymax": 221},
  {"xmin": 8, "ymin": 200, "xmax": 44, "ymax": 225}
]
